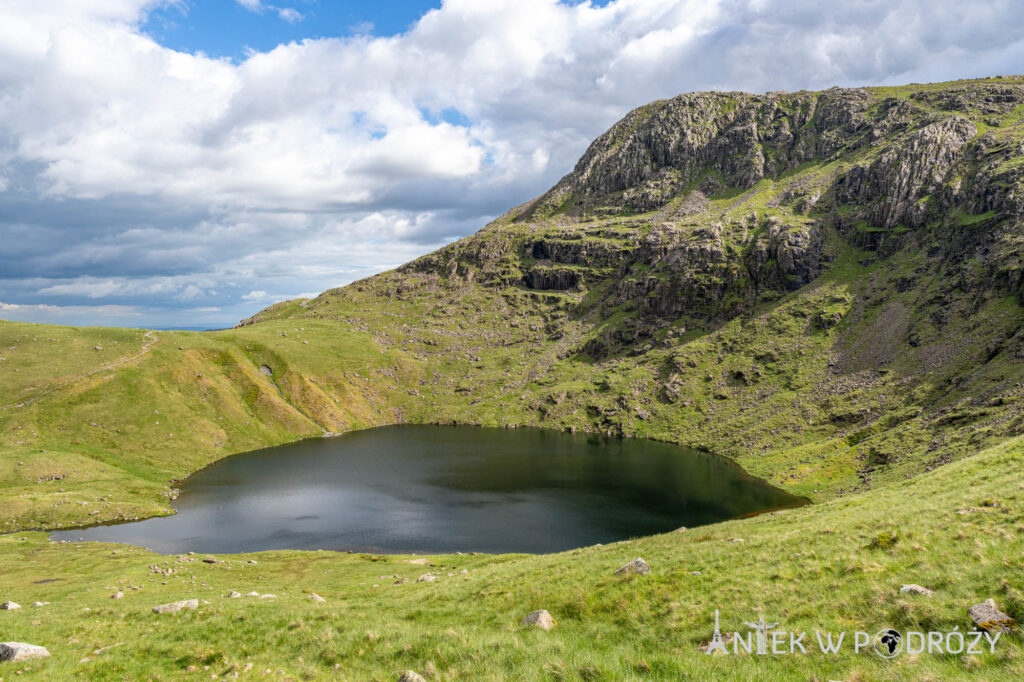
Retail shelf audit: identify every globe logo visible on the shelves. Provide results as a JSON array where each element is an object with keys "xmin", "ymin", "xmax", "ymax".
[{"xmin": 873, "ymin": 629, "xmax": 903, "ymax": 658}]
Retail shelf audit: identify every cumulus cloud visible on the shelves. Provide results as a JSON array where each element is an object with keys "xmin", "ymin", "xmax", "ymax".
[{"xmin": 1, "ymin": 0, "xmax": 1022, "ymax": 327}]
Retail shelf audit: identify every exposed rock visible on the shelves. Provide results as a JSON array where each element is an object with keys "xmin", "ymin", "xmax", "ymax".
[
  {"xmin": 0, "ymin": 642, "xmax": 51, "ymax": 662},
  {"xmin": 309, "ymin": 593, "xmax": 326, "ymax": 603},
  {"xmin": 397, "ymin": 671, "xmax": 426, "ymax": 682},
  {"xmin": 152, "ymin": 599, "xmax": 198, "ymax": 614},
  {"xmin": 0, "ymin": 601, "xmax": 21, "ymax": 610},
  {"xmin": 520, "ymin": 609, "xmax": 557, "ymax": 630},
  {"xmin": 259, "ymin": 365, "xmax": 273, "ymax": 376},
  {"xmin": 227, "ymin": 591, "xmax": 242, "ymax": 598},
  {"xmin": 246, "ymin": 591, "xmax": 260, "ymax": 597},
  {"xmin": 614, "ymin": 557, "xmax": 652, "ymax": 576},
  {"xmin": 201, "ymin": 556, "xmax": 220, "ymax": 564},
  {"xmin": 31, "ymin": 602, "xmax": 48, "ymax": 607},
  {"xmin": 837, "ymin": 116, "xmax": 977, "ymax": 229},
  {"xmin": 258, "ymin": 594, "xmax": 277, "ymax": 599},
  {"xmin": 899, "ymin": 584, "xmax": 935, "ymax": 597},
  {"xmin": 416, "ymin": 574, "xmax": 437, "ymax": 583},
  {"xmin": 111, "ymin": 591, "xmax": 124, "ymax": 600},
  {"xmin": 968, "ymin": 599, "xmax": 1016, "ymax": 633}
]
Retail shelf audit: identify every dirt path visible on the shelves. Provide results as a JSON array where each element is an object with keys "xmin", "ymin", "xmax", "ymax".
[{"xmin": 1, "ymin": 330, "xmax": 159, "ymax": 410}]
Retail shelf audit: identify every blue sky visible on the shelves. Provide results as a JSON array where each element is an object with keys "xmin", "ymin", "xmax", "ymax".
[
  {"xmin": 143, "ymin": 1, "xmax": 443, "ymax": 58},
  {"xmin": 1, "ymin": 0, "xmax": 1022, "ymax": 329}
]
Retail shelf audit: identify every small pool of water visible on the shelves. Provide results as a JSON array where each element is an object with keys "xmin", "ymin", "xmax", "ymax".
[{"xmin": 51, "ymin": 425, "xmax": 805, "ymax": 554}]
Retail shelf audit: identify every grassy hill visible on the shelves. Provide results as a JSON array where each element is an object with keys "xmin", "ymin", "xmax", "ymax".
[{"xmin": 2, "ymin": 76, "xmax": 1024, "ymax": 679}]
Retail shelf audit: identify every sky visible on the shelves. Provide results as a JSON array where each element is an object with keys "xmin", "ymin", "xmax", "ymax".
[{"xmin": 0, "ymin": 0, "xmax": 1022, "ymax": 329}]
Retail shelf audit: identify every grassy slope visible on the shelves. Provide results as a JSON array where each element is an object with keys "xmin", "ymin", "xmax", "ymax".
[
  {"xmin": 1, "ymin": 433, "xmax": 1022, "ymax": 680},
  {"xmin": 2, "ymin": 77, "xmax": 1024, "ymax": 679}
]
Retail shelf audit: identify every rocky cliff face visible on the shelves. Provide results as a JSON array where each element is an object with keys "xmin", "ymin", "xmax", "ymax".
[{"xmin": 382, "ymin": 79, "xmax": 1024, "ymax": 360}]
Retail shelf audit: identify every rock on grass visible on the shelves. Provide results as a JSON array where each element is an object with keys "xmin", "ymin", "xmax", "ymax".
[
  {"xmin": 520, "ymin": 609, "xmax": 557, "ymax": 630},
  {"xmin": 899, "ymin": 584, "xmax": 935, "ymax": 597},
  {"xmin": 152, "ymin": 599, "xmax": 198, "ymax": 614},
  {"xmin": 968, "ymin": 599, "xmax": 1015, "ymax": 633},
  {"xmin": 0, "ymin": 601, "xmax": 21, "ymax": 610},
  {"xmin": 614, "ymin": 557, "xmax": 651, "ymax": 576},
  {"xmin": 0, "ymin": 642, "xmax": 51, "ymax": 662},
  {"xmin": 397, "ymin": 671, "xmax": 426, "ymax": 682}
]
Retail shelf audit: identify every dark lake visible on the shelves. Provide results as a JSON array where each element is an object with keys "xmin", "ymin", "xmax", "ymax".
[{"xmin": 50, "ymin": 425, "xmax": 805, "ymax": 554}]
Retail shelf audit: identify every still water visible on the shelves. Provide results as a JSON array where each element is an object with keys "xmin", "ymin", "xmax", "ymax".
[{"xmin": 51, "ymin": 425, "xmax": 804, "ymax": 554}]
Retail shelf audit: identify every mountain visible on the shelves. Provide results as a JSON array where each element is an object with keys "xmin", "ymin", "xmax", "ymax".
[
  {"xmin": 239, "ymin": 76, "xmax": 1024, "ymax": 498},
  {"xmin": 2, "ymin": 77, "xmax": 1024, "ymax": 679}
]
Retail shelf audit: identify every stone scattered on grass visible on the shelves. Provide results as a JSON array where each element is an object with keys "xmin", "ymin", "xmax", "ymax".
[
  {"xmin": 0, "ymin": 601, "xmax": 21, "ymax": 610},
  {"xmin": 152, "ymin": 599, "xmax": 198, "ymax": 614},
  {"xmin": 0, "ymin": 642, "xmax": 51, "ymax": 662},
  {"xmin": 309, "ymin": 593, "xmax": 326, "ymax": 603},
  {"xmin": 968, "ymin": 599, "xmax": 1016, "ymax": 633},
  {"xmin": 202, "ymin": 557, "xmax": 220, "ymax": 564},
  {"xmin": 31, "ymin": 602, "xmax": 48, "ymax": 607},
  {"xmin": 614, "ymin": 557, "xmax": 651, "ymax": 576},
  {"xmin": 673, "ymin": 526, "xmax": 688, "ymax": 533},
  {"xmin": 258, "ymin": 594, "xmax": 277, "ymax": 599},
  {"xmin": 227, "ymin": 591, "xmax": 241, "ymax": 598},
  {"xmin": 899, "ymin": 584, "xmax": 935, "ymax": 597},
  {"xmin": 520, "ymin": 609, "xmax": 557, "ymax": 630},
  {"xmin": 397, "ymin": 671, "xmax": 426, "ymax": 682},
  {"xmin": 111, "ymin": 591, "xmax": 124, "ymax": 600},
  {"xmin": 728, "ymin": 538, "xmax": 744, "ymax": 544},
  {"xmin": 416, "ymin": 574, "xmax": 437, "ymax": 583}
]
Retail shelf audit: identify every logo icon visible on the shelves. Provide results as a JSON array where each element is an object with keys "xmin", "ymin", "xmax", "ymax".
[
  {"xmin": 873, "ymin": 628, "xmax": 903, "ymax": 658},
  {"xmin": 704, "ymin": 609, "xmax": 729, "ymax": 655}
]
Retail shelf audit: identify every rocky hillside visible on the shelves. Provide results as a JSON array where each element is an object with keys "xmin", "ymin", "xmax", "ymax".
[{"xmin": 242, "ymin": 76, "xmax": 1024, "ymax": 498}]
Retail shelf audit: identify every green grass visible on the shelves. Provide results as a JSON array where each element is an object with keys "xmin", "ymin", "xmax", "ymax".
[{"xmin": 1, "ymin": 433, "xmax": 1022, "ymax": 680}]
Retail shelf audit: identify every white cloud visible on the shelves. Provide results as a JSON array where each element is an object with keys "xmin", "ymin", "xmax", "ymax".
[
  {"xmin": 235, "ymin": 0, "xmax": 265, "ymax": 13},
  {"xmin": 1, "ymin": 0, "xmax": 1023, "ymax": 327},
  {"xmin": 277, "ymin": 8, "xmax": 302, "ymax": 24}
]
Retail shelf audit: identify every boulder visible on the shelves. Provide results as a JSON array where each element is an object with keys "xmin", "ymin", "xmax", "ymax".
[
  {"xmin": 968, "ymin": 599, "xmax": 1016, "ymax": 633},
  {"xmin": 397, "ymin": 672, "xmax": 426, "ymax": 682},
  {"xmin": 111, "ymin": 591, "xmax": 124, "ymax": 600},
  {"xmin": 416, "ymin": 574, "xmax": 437, "ymax": 583},
  {"xmin": 520, "ymin": 609, "xmax": 557, "ymax": 630},
  {"xmin": 0, "ymin": 601, "xmax": 21, "ymax": 610},
  {"xmin": 899, "ymin": 584, "xmax": 935, "ymax": 597},
  {"xmin": 614, "ymin": 557, "xmax": 652, "ymax": 576},
  {"xmin": 0, "ymin": 642, "xmax": 51, "ymax": 662},
  {"xmin": 152, "ymin": 599, "xmax": 198, "ymax": 614},
  {"xmin": 227, "ymin": 591, "xmax": 242, "ymax": 598}
]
